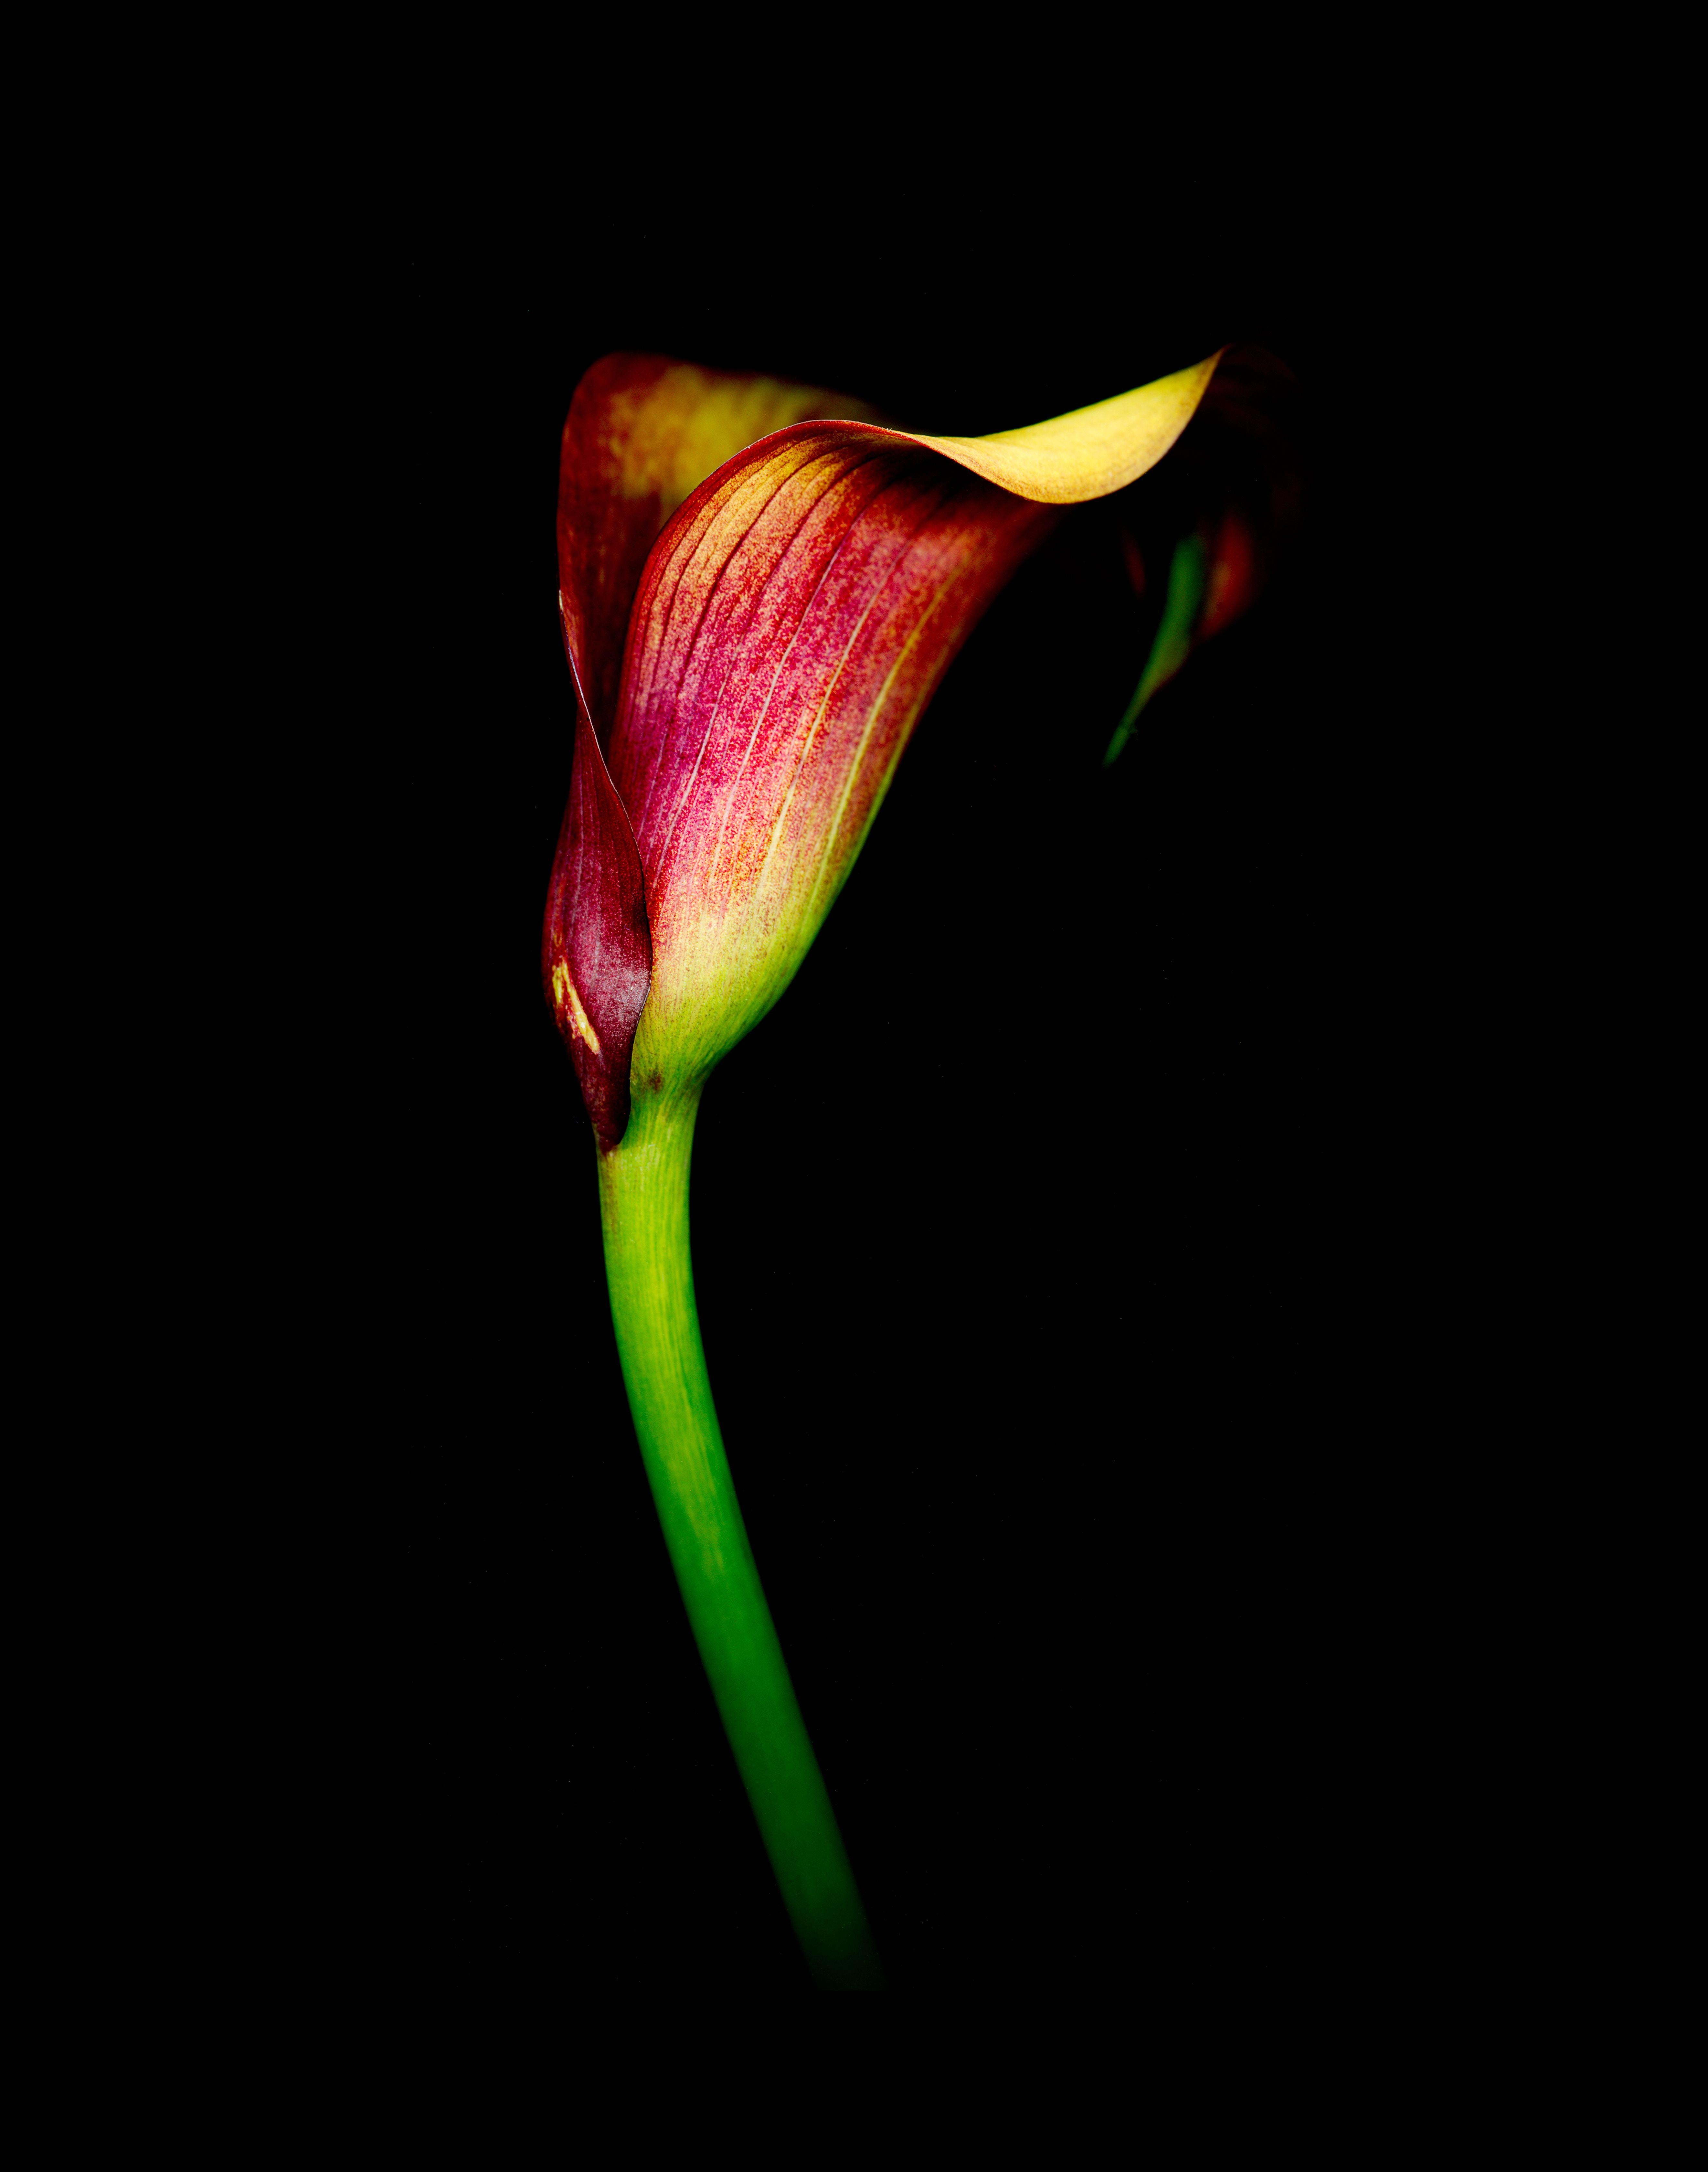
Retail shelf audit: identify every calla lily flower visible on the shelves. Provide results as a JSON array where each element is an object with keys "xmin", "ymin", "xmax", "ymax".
[
  {"xmin": 544, "ymin": 351, "xmax": 1222, "ymax": 1148},
  {"xmin": 543, "ymin": 347, "xmax": 1274, "ymax": 1989}
]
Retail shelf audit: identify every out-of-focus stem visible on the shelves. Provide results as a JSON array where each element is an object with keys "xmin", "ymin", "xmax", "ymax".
[{"xmin": 1104, "ymin": 530, "xmax": 1209, "ymax": 765}]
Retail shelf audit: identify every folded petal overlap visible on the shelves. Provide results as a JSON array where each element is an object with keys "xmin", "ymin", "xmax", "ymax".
[{"xmin": 546, "ymin": 358, "xmax": 877, "ymax": 1142}]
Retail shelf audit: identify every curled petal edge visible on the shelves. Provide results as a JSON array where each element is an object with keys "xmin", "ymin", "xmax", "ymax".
[{"xmin": 543, "ymin": 658, "xmax": 652, "ymax": 1149}]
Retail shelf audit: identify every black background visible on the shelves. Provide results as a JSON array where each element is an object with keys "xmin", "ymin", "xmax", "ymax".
[{"xmin": 331, "ymin": 184, "xmax": 1435, "ymax": 1995}]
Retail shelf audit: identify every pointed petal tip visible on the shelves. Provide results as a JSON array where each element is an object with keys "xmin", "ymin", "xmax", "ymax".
[{"xmin": 916, "ymin": 349, "xmax": 1225, "ymax": 504}]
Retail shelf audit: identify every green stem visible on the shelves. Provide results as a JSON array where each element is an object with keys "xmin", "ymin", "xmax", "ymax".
[
  {"xmin": 1102, "ymin": 530, "xmax": 1209, "ymax": 766},
  {"xmin": 596, "ymin": 1083, "xmax": 886, "ymax": 1990}
]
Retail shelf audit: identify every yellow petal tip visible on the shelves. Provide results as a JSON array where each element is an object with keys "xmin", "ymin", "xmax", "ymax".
[{"xmin": 912, "ymin": 349, "xmax": 1225, "ymax": 505}]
